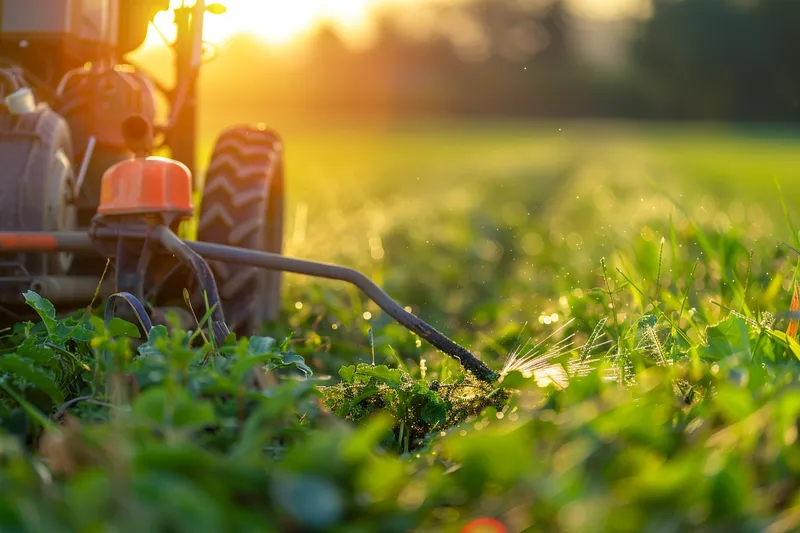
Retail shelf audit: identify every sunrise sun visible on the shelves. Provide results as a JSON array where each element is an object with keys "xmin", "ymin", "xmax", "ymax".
[{"xmin": 148, "ymin": 0, "xmax": 390, "ymax": 46}]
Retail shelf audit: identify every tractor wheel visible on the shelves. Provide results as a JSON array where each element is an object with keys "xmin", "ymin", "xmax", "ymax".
[
  {"xmin": 32, "ymin": 114, "xmax": 77, "ymax": 276},
  {"xmin": 197, "ymin": 126, "xmax": 284, "ymax": 336},
  {"xmin": 0, "ymin": 105, "xmax": 77, "ymax": 322},
  {"xmin": 0, "ymin": 107, "xmax": 76, "ymax": 276}
]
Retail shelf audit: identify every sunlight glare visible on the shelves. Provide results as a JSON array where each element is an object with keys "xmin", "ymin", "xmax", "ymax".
[
  {"xmin": 146, "ymin": 0, "xmax": 644, "ymax": 50},
  {"xmin": 147, "ymin": 0, "xmax": 398, "ymax": 46},
  {"xmin": 566, "ymin": 0, "xmax": 650, "ymax": 19}
]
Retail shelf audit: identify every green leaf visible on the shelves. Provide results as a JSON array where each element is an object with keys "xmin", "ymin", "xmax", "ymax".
[
  {"xmin": 15, "ymin": 344, "xmax": 56, "ymax": 366},
  {"xmin": 341, "ymin": 413, "xmax": 395, "ymax": 460},
  {"xmin": 127, "ymin": 466, "xmax": 223, "ymax": 533},
  {"xmin": 248, "ymin": 336, "xmax": 276, "ymax": 355},
  {"xmin": 705, "ymin": 315, "xmax": 751, "ymax": 360},
  {"xmin": 340, "ymin": 385, "xmax": 381, "ymax": 417},
  {"xmin": 137, "ymin": 325, "xmax": 169, "ymax": 358},
  {"xmin": 67, "ymin": 321, "xmax": 95, "ymax": 342},
  {"xmin": 338, "ymin": 365, "xmax": 356, "ymax": 383},
  {"xmin": 229, "ymin": 353, "xmax": 281, "ymax": 382},
  {"xmin": 420, "ymin": 397, "xmax": 447, "ymax": 426},
  {"xmin": 411, "ymin": 380, "xmax": 430, "ymax": 395},
  {"xmin": 445, "ymin": 427, "xmax": 533, "ymax": 492},
  {"xmin": 23, "ymin": 291, "xmax": 57, "ymax": 336},
  {"xmin": 0, "ymin": 380, "xmax": 56, "ymax": 431},
  {"xmin": 497, "ymin": 370, "xmax": 531, "ymax": 389},
  {"xmin": 234, "ymin": 336, "xmax": 314, "ymax": 378},
  {"xmin": 107, "ymin": 317, "xmax": 141, "ymax": 339},
  {"xmin": 712, "ymin": 382, "xmax": 755, "ymax": 423},
  {"xmin": 132, "ymin": 387, "xmax": 216, "ymax": 430},
  {"xmin": 360, "ymin": 365, "xmax": 404, "ymax": 388},
  {"xmin": 638, "ymin": 314, "xmax": 658, "ymax": 329},
  {"xmin": 0, "ymin": 354, "xmax": 64, "ymax": 404},
  {"xmin": 266, "ymin": 351, "xmax": 313, "ymax": 378},
  {"xmin": 766, "ymin": 329, "xmax": 800, "ymax": 360},
  {"xmin": 229, "ymin": 405, "xmax": 273, "ymax": 462}
]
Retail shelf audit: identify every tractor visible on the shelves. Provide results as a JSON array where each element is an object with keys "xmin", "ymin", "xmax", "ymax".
[
  {"xmin": 0, "ymin": 0, "xmax": 497, "ymax": 383},
  {"xmin": 0, "ymin": 0, "xmax": 282, "ymax": 335}
]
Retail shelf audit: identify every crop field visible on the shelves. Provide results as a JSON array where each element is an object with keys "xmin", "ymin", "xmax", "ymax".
[{"xmin": 2, "ymin": 120, "xmax": 800, "ymax": 532}]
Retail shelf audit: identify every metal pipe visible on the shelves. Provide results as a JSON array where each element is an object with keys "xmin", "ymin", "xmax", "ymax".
[
  {"xmin": 186, "ymin": 240, "xmax": 497, "ymax": 382},
  {"xmin": 73, "ymin": 136, "xmax": 96, "ymax": 200},
  {"xmin": 29, "ymin": 276, "xmax": 113, "ymax": 303},
  {"xmin": 152, "ymin": 226, "xmax": 231, "ymax": 346},
  {"xmin": 0, "ymin": 232, "xmax": 95, "ymax": 253}
]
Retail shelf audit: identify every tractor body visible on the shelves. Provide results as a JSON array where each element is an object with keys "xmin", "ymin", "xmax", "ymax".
[{"xmin": 0, "ymin": 0, "xmax": 284, "ymax": 334}]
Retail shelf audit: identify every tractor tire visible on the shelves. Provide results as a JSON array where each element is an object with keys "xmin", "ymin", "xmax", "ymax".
[
  {"xmin": 0, "ymin": 105, "xmax": 77, "ymax": 320},
  {"xmin": 197, "ymin": 126, "xmax": 284, "ymax": 337},
  {"xmin": 0, "ymin": 106, "xmax": 76, "ymax": 277}
]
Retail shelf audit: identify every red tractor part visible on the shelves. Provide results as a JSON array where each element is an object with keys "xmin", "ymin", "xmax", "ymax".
[{"xmin": 97, "ymin": 157, "xmax": 194, "ymax": 218}]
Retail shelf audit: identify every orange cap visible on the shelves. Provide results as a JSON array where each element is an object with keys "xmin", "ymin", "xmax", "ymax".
[{"xmin": 98, "ymin": 156, "xmax": 194, "ymax": 217}]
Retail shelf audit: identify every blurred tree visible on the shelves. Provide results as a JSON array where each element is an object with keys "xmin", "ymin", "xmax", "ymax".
[
  {"xmin": 195, "ymin": 0, "xmax": 800, "ymax": 123},
  {"xmin": 755, "ymin": 0, "xmax": 800, "ymax": 117},
  {"xmin": 308, "ymin": 24, "xmax": 350, "ymax": 66},
  {"xmin": 634, "ymin": 0, "xmax": 800, "ymax": 121},
  {"xmin": 430, "ymin": 0, "xmax": 572, "ymax": 63},
  {"xmin": 536, "ymin": 0, "xmax": 571, "ymax": 64}
]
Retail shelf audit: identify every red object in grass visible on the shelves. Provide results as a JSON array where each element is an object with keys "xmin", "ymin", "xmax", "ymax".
[
  {"xmin": 788, "ymin": 282, "xmax": 799, "ymax": 339},
  {"xmin": 460, "ymin": 517, "xmax": 508, "ymax": 533}
]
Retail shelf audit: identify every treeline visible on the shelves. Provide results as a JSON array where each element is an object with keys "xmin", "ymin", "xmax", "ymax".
[
  {"xmin": 634, "ymin": 0, "xmax": 800, "ymax": 121},
  {"xmin": 190, "ymin": 0, "xmax": 800, "ymax": 122}
]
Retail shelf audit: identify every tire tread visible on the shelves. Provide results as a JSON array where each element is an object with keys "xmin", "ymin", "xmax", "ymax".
[{"xmin": 196, "ymin": 126, "xmax": 284, "ymax": 335}]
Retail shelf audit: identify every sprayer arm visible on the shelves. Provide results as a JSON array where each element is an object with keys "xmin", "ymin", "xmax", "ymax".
[
  {"xmin": 0, "ymin": 230, "xmax": 497, "ymax": 382},
  {"xmin": 183, "ymin": 236, "xmax": 497, "ymax": 382}
]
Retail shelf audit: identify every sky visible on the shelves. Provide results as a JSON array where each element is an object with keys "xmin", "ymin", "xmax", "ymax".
[{"xmin": 147, "ymin": 0, "xmax": 648, "ymax": 48}]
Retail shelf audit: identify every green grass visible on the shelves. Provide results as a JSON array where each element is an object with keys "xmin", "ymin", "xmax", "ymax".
[
  {"xmin": 1, "ymin": 120, "xmax": 800, "ymax": 532},
  {"xmin": 219, "ymin": 119, "xmax": 800, "ymax": 371}
]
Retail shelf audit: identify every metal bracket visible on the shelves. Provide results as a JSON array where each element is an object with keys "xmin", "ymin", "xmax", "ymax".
[{"xmin": 71, "ymin": 136, "xmax": 97, "ymax": 202}]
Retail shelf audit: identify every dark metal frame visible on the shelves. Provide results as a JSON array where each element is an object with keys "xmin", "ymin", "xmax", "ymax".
[
  {"xmin": 125, "ymin": 0, "xmax": 208, "ymax": 178},
  {"xmin": 0, "ymin": 226, "xmax": 497, "ymax": 383}
]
